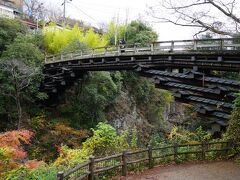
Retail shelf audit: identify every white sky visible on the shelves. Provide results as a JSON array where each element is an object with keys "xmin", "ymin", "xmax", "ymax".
[{"xmin": 44, "ymin": 0, "xmax": 198, "ymax": 40}]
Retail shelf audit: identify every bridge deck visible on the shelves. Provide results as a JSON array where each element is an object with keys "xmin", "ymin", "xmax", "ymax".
[{"xmin": 44, "ymin": 38, "xmax": 240, "ymax": 72}]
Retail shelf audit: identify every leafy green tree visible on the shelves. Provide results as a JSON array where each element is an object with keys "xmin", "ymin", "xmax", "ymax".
[
  {"xmin": 234, "ymin": 93, "xmax": 240, "ymax": 107},
  {"xmin": 58, "ymin": 72, "xmax": 121, "ymax": 128},
  {"xmin": 82, "ymin": 122, "xmax": 121, "ymax": 156},
  {"xmin": 121, "ymin": 71, "xmax": 172, "ymax": 126},
  {"xmin": 44, "ymin": 24, "xmax": 84, "ymax": 54},
  {"xmin": 0, "ymin": 60, "xmax": 45, "ymax": 129},
  {"xmin": 60, "ymin": 39, "xmax": 88, "ymax": 53},
  {"xmin": 2, "ymin": 34, "xmax": 44, "ymax": 66},
  {"xmin": 125, "ymin": 21, "xmax": 158, "ymax": 45},
  {"xmin": 226, "ymin": 94, "xmax": 240, "ymax": 145},
  {"xmin": 0, "ymin": 33, "xmax": 46, "ymax": 129},
  {"xmin": 43, "ymin": 24, "xmax": 107, "ymax": 54},
  {"xmin": 0, "ymin": 18, "xmax": 26, "ymax": 54},
  {"xmin": 104, "ymin": 21, "xmax": 126, "ymax": 45},
  {"xmin": 226, "ymin": 108, "xmax": 240, "ymax": 145}
]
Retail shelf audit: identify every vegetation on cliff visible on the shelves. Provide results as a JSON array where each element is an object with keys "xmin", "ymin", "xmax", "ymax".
[{"xmin": 0, "ymin": 17, "xmax": 239, "ymax": 178}]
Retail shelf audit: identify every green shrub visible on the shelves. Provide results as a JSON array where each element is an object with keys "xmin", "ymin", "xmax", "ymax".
[
  {"xmin": 0, "ymin": 18, "xmax": 27, "ymax": 54},
  {"xmin": 83, "ymin": 122, "xmax": 129, "ymax": 156},
  {"xmin": 226, "ymin": 107, "xmax": 240, "ymax": 145}
]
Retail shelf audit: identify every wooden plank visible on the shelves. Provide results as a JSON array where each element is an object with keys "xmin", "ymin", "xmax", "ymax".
[
  {"xmin": 152, "ymin": 145, "xmax": 173, "ymax": 150},
  {"xmin": 76, "ymin": 173, "xmax": 89, "ymax": 180},
  {"xmin": 95, "ymin": 153, "xmax": 122, "ymax": 163},
  {"xmin": 64, "ymin": 161, "xmax": 90, "ymax": 177},
  {"xmin": 206, "ymin": 141, "xmax": 228, "ymax": 145},
  {"xmin": 177, "ymin": 143, "xmax": 202, "ymax": 148},
  {"xmin": 127, "ymin": 158, "xmax": 149, "ymax": 164},
  {"xmin": 153, "ymin": 153, "xmax": 175, "ymax": 159},
  {"xmin": 95, "ymin": 164, "xmax": 121, "ymax": 173},
  {"xmin": 177, "ymin": 150, "xmax": 202, "ymax": 155},
  {"xmin": 128, "ymin": 149, "xmax": 148, "ymax": 155},
  {"xmin": 205, "ymin": 148, "xmax": 232, "ymax": 152}
]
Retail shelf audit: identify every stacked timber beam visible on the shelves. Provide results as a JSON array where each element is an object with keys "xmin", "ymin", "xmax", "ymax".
[{"xmin": 136, "ymin": 67, "xmax": 240, "ymax": 127}]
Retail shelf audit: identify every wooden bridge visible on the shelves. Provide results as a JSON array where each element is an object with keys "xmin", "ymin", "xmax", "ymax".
[{"xmin": 43, "ymin": 38, "xmax": 240, "ymax": 128}]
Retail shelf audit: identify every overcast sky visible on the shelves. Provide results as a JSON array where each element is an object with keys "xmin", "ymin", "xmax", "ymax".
[{"xmin": 44, "ymin": 0, "xmax": 197, "ymax": 40}]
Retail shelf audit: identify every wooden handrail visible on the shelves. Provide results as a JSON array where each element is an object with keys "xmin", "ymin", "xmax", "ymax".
[
  {"xmin": 63, "ymin": 160, "xmax": 90, "ymax": 178},
  {"xmin": 152, "ymin": 38, "xmax": 240, "ymax": 44},
  {"xmin": 57, "ymin": 140, "xmax": 234, "ymax": 180},
  {"xmin": 94, "ymin": 153, "xmax": 122, "ymax": 163},
  {"xmin": 45, "ymin": 38, "xmax": 240, "ymax": 63}
]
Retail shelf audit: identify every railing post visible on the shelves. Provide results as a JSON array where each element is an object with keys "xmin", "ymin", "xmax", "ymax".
[
  {"xmin": 92, "ymin": 49, "xmax": 94, "ymax": 56},
  {"xmin": 150, "ymin": 43, "xmax": 154, "ymax": 52},
  {"xmin": 170, "ymin": 41, "xmax": 174, "ymax": 51},
  {"xmin": 193, "ymin": 40, "xmax": 197, "ymax": 50},
  {"xmin": 173, "ymin": 142, "xmax": 178, "ymax": 163},
  {"xmin": 122, "ymin": 151, "xmax": 128, "ymax": 176},
  {"xmin": 220, "ymin": 39, "xmax": 224, "ymax": 51},
  {"xmin": 118, "ymin": 46, "xmax": 121, "ymax": 55},
  {"xmin": 60, "ymin": 53, "xmax": 63, "ymax": 61},
  {"xmin": 148, "ymin": 145, "xmax": 153, "ymax": 169},
  {"xmin": 220, "ymin": 141, "xmax": 226, "ymax": 158},
  {"xmin": 226, "ymin": 140, "xmax": 233, "ymax": 157},
  {"xmin": 80, "ymin": 50, "xmax": 83, "ymax": 57},
  {"xmin": 201, "ymin": 141, "xmax": 206, "ymax": 160},
  {"xmin": 57, "ymin": 171, "xmax": 64, "ymax": 180},
  {"xmin": 134, "ymin": 44, "xmax": 137, "ymax": 53},
  {"xmin": 88, "ymin": 156, "xmax": 95, "ymax": 180},
  {"xmin": 104, "ymin": 47, "xmax": 107, "ymax": 55}
]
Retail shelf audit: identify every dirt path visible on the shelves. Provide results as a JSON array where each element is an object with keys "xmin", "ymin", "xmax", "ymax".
[{"xmin": 123, "ymin": 161, "xmax": 240, "ymax": 180}]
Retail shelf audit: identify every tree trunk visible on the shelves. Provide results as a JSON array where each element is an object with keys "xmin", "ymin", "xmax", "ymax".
[{"xmin": 16, "ymin": 92, "xmax": 22, "ymax": 129}]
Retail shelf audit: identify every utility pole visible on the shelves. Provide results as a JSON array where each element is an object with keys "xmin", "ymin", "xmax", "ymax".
[
  {"xmin": 63, "ymin": 0, "xmax": 66, "ymax": 23},
  {"xmin": 115, "ymin": 11, "xmax": 119, "ymax": 46},
  {"xmin": 36, "ymin": 3, "xmax": 43, "ymax": 32},
  {"xmin": 62, "ymin": 0, "xmax": 72, "ymax": 25},
  {"xmin": 124, "ymin": 8, "xmax": 129, "ymax": 41}
]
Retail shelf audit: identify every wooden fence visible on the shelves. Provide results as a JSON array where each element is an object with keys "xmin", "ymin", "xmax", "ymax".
[
  {"xmin": 45, "ymin": 38, "xmax": 240, "ymax": 64},
  {"xmin": 57, "ymin": 140, "xmax": 234, "ymax": 180},
  {"xmin": 46, "ymin": 38, "xmax": 240, "ymax": 63}
]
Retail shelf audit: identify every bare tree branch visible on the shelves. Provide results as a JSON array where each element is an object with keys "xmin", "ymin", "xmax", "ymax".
[
  {"xmin": 194, "ymin": 28, "xmax": 209, "ymax": 38},
  {"xmin": 23, "ymin": 0, "xmax": 46, "ymax": 19},
  {"xmin": 0, "ymin": 59, "xmax": 39, "ymax": 129},
  {"xmin": 149, "ymin": 0, "xmax": 240, "ymax": 37},
  {"xmin": 208, "ymin": 0, "xmax": 240, "ymax": 24}
]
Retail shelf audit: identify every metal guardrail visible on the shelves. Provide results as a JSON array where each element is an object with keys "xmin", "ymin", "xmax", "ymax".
[
  {"xmin": 57, "ymin": 140, "xmax": 234, "ymax": 180},
  {"xmin": 46, "ymin": 38, "xmax": 240, "ymax": 64}
]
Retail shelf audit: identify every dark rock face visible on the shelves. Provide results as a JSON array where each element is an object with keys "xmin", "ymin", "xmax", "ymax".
[{"xmin": 106, "ymin": 88, "xmax": 197, "ymax": 144}]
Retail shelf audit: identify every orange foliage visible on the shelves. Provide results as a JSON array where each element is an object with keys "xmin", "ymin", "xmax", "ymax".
[
  {"xmin": 39, "ymin": 123, "xmax": 90, "ymax": 148},
  {"xmin": 0, "ymin": 130, "xmax": 33, "ymax": 159},
  {"xmin": 25, "ymin": 160, "xmax": 45, "ymax": 169},
  {"xmin": 53, "ymin": 123, "xmax": 89, "ymax": 137}
]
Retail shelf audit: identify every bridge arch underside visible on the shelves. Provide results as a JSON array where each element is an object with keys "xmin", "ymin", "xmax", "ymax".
[{"xmin": 43, "ymin": 52, "xmax": 240, "ymax": 132}]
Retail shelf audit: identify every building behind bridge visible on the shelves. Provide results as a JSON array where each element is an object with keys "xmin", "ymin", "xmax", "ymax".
[
  {"xmin": 0, "ymin": 1, "xmax": 102, "ymax": 33},
  {"xmin": 0, "ymin": 0, "xmax": 22, "ymax": 18}
]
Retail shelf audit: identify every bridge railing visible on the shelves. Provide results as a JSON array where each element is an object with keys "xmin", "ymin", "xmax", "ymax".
[
  {"xmin": 56, "ymin": 140, "xmax": 235, "ymax": 180},
  {"xmin": 46, "ymin": 38, "xmax": 240, "ymax": 64}
]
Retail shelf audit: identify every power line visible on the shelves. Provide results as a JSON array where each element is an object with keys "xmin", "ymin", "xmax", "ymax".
[
  {"xmin": 73, "ymin": 1, "xmax": 144, "ymax": 10},
  {"xmin": 69, "ymin": 2, "xmax": 141, "ymax": 23},
  {"xmin": 68, "ymin": 1, "xmax": 98, "ymax": 24},
  {"xmin": 64, "ymin": 1, "xmax": 146, "ymax": 28}
]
